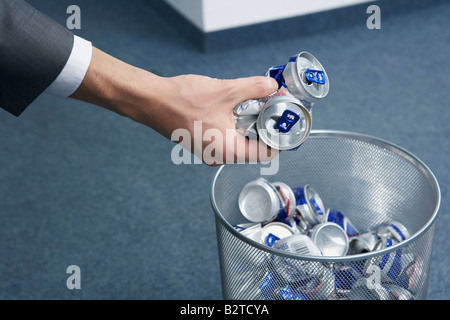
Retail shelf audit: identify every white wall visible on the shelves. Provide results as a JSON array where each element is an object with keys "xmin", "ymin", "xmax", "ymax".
[{"xmin": 164, "ymin": 0, "xmax": 376, "ymax": 33}]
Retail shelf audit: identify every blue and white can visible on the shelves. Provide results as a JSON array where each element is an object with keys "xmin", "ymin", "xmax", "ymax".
[
  {"xmin": 325, "ymin": 209, "xmax": 360, "ymax": 238},
  {"xmin": 377, "ymin": 220, "xmax": 410, "ymax": 243},
  {"xmin": 292, "ymin": 185, "xmax": 326, "ymax": 229},
  {"xmin": 282, "ymin": 52, "xmax": 330, "ymax": 107},
  {"xmin": 260, "ymin": 222, "xmax": 295, "ymax": 247},
  {"xmin": 364, "ymin": 237, "xmax": 403, "ymax": 283},
  {"xmin": 238, "ymin": 178, "xmax": 295, "ymax": 223}
]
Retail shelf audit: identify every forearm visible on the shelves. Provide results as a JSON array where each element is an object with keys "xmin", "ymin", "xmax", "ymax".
[
  {"xmin": 70, "ymin": 47, "xmax": 171, "ymax": 133},
  {"xmin": 70, "ymin": 46, "xmax": 279, "ymax": 164}
]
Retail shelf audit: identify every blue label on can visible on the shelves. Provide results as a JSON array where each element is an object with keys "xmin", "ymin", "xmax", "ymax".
[
  {"xmin": 288, "ymin": 55, "xmax": 297, "ymax": 63},
  {"xmin": 390, "ymin": 224, "xmax": 406, "ymax": 241},
  {"xmin": 293, "ymin": 187, "xmax": 306, "ymax": 206},
  {"xmin": 309, "ymin": 198, "xmax": 324, "ymax": 216},
  {"xmin": 268, "ymin": 65, "xmax": 287, "ymax": 89}
]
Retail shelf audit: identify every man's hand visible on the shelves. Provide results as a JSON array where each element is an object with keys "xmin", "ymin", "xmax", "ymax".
[{"xmin": 71, "ymin": 47, "xmax": 279, "ymax": 165}]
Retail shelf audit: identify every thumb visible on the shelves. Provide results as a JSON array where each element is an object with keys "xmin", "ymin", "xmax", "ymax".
[{"xmin": 230, "ymin": 76, "xmax": 278, "ymax": 104}]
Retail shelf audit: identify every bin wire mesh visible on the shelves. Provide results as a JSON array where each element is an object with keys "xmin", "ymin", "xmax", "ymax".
[{"xmin": 211, "ymin": 131, "xmax": 440, "ymax": 300}]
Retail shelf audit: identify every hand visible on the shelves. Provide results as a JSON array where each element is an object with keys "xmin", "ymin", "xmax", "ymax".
[{"xmin": 71, "ymin": 48, "xmax": 279, "ymax": 165}]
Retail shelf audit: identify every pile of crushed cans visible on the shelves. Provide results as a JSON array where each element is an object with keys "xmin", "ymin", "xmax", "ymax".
[{"xmin": 233, "ymin": 178, "xmax": 423, "ymax": 300}]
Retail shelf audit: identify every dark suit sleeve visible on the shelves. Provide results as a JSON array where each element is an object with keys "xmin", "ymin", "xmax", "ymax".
[{"xmin": 0, "ymin": 0, "xmax": 74, "ymax": 116}]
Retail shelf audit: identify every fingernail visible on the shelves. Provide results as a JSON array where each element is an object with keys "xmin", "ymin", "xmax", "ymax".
[{"xmin": 265, "ymin": 77, "xmax": 278, "ymax": 93}]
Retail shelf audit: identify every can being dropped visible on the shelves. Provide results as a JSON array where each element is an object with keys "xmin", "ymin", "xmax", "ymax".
[
  {"xmin": 292, "ymin": 185, "xmax": 326, "ymax": 228},
  {"xmin": 273, "ymin": 234, "xmax": 322, "ymax": 256},
  {"xmin": 282, "ymin": 51, "xmax": 330, "ymax": 107},
  {"xmin": 256, "ymin": 88, "xmax": 312, "ymax": 151},
  {"xmin": 260, "ymin": 222, "xmax": 295, "ymax": 247},
  {"xmin": 234, "ymin": 51, "xmax": 329, "ymax": 151},
  {"xmin": 308, "ymin": 222, "xmax": 349, "ymax": 256},
  {"xmin": 325, "ymin": 209, "xmax": 360, "ymax": 238},
  {"xmin": 377, "ymin": 220, "xmax": 410, "ymax": 242}
]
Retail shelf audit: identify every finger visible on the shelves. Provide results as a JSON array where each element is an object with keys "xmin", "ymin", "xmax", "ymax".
[{"xmin": 228, "ymin": 76, "xmax": 278, "ymax": 105}]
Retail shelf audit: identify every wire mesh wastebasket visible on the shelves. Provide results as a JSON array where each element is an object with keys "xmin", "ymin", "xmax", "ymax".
[{"xmin": 211, "ymin": 131, "xmax": 440, "ymax": 300}]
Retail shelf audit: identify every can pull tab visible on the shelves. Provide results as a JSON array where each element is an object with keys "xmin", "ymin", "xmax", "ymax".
[
  {"xmin": 266, "ymin": 233, "xmax": 280, "ymax": 247},
  {"xmin": 276, "ymin": 110, "xmax": 300, "ymax": 133},
  {"xmin": 305, "ymin": 68, "xmax": 326, "ymax": 85}
]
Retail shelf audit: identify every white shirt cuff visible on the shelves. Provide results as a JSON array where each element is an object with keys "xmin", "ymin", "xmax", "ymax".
[{"xmin": 44, "ymin": 35, "xmax": 92, "ymax": 98}]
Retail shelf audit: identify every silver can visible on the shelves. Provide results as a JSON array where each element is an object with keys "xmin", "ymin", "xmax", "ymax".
[
  {"xmin": 239, "ymin": 223, "xmax": 263, "ymax": 243},
  {"xmin": 385, "ymin": 284, "xmax": 416, "ymax": 300},
  {"xmin": 238, "ymin": 178, "xmax": 296, "ymax": 223},
  {"xmin": 260, "ymin": 222, "xmax": 295, "ymax": 247},
  {"xmin": 271, "ymin": 181, "xmax": 296, "ymax": 221},
  {"xmin": 292, "ymin": 185, "xmax": 326, "ymax": 229},
  {"xmin": 234, "ymin": 99, "xmax": 265, "ymax": 116},
  {"xmin": 282, "ymin": 51, "xmax": 330, "ymax": 107},
  {"xmin": 377, "ymin": 220, "xmax": 410, "ymax": 242},
  {"xmin": 273, "ymin": 234, "xmax": 322, "ymax": 256},
  {"xmin": 363, "ymin": 243, "xmax": 403, "ymax": 283},
  {"xmin": 308, "ymin": 222, "xmax": 349, "ymax": 257},
  {"xmin": 396, "ymin": 255, "xmax": 424, "ymax": 294},
  {"xmin": 256, "ymin": 88, "xmax": 312, "ymax": 151},
  {"xmin": 234, "ymin": 114, "xmax": 258, "ymax": 140},
  {"xmin": 238, "ymin": 178, "xmax": 283, "ymax": 222}
]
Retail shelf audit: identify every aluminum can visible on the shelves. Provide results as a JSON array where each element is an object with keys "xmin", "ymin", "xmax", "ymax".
[
  {"xmin": 325, "ymin": 209, "xmax": 360, "ymax": 238},
  {"xmin": 385, "ymin": 284, "xmax": 415, "ymax": 300},
  {"xmin": 238, "ymin": 178, "xmax": 298, "ymax": 223},
  {"xmin": 239, "ymin": 223, "xmax": 263, "ymax": 243},
  {"xmin": 260, "ymin": 222, "xmax": 295, "ymax": 247},
  {"xmin": 348, "ymin": 231, "xmax": 379, "ymax": 255},
  {"xmin": 292, "ymin": 266, "xmax": 334, "ymax": 300},
  {"xmin": 396, "ymin": 255, "xmax": 423, "ymax": 293},
  {"xmin": 292, "ymin": 185, "xmax": 326, "ymax": 229},
  {"xmin": 273, "ymin": 217, "xmax": 303, "ymax": 234},
  {"xmin": 274, "ymin": 285, "xmax": 306, "ymax": 300},
  {"xmin": 273, "ymin": 234, "xmax": 322, "ymax": 256},
  {"xmin": 282, "ymin": 51, "xmax": 330, "ymax": 107},
  {"xmin": 234, "ymin": 114, "xmax": 258, "ymax": 140},
  {"xmin": 333, "ymin": 262, "xmax": 365, "ymax": 291},
  {"xmin": 233, "ymin": 222, "xmax": 259, "ymax": 232},
  {"xmin": 364, "ymin": 238, "xmax": 403, "ymax": 283},
  {"xmin": 271, "ymin": 181, "xmax": 296, "ymax": 220},
  {"xmin": 377, "ymin": 220, "xmax": 410, "ymax": 242},
  {"xmin": 256, "ymin": 88, "xmax": 312, "ymax": 151},
  {"xmin": 234, "ymin": 99, "xmax": 265, "ymax": 116},
  {"xmin": 308, "ymin": 222, "xmax": 349, "ymax": 256},
  {"xmin": 238, "ymin": 178, "xmax": 285, "ymax": 222},
  {"xmin": 259, "ymin": 270, "xmax": 279, "ymax": 300}
]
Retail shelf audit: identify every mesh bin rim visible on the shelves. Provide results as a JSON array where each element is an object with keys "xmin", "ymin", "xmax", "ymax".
[{"xmin": 211, "ymin": 130, "xmax": 441, "ymax": 262}]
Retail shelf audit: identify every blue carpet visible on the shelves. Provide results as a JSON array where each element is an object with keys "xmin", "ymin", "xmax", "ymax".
[{"xmin": 0, "ymin": 0, "xmax": 448, "ymax": 299}]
